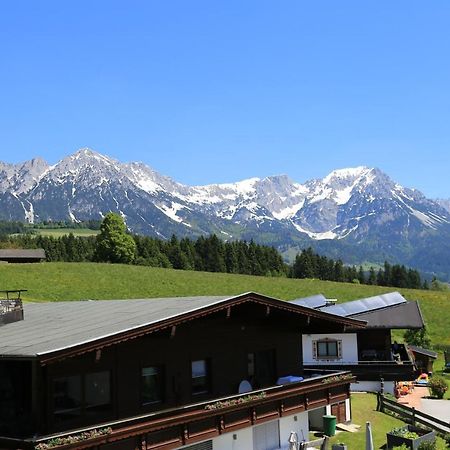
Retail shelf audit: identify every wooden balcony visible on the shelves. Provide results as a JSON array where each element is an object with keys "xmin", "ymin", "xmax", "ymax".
[
  {"xmin": 305, "ymin": 362, "xmax": 416, "ymax": 383},
  {"xmin": 0, "ymin": 371, "xmax": 354, "ymax": 450},
  {"xmin": 305, "ymin": 344, "xmax": 417, "ymax": 382}
]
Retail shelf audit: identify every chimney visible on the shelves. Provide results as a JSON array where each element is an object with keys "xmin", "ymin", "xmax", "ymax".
[{"xmin": 0, "ymin": 290, "xmax": 26, "ymax": 326}]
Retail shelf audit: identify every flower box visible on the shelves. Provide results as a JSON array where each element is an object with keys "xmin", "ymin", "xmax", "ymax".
[{"xmin": 386, "ymin": 425, "xmax": 436, "ymax": 450}]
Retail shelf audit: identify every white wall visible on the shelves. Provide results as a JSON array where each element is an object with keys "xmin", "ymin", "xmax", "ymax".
[
  {"xmin": 178, "ymin": 412, "xmax": 310, "ymax": 450},
  {"xmin": 302, "ymin": 333, "xmax": 358, "ymax": 365},
  {"xmin": 351, "ymin": 381, "xmax": 395, "ymax": 395},
  {"xmin": 279, "ymin": 412, "xmax": 309, "ymax": 449},
  {"xmin": 212, "ymin": 426, "xmax": 253, "ymax": 450}
]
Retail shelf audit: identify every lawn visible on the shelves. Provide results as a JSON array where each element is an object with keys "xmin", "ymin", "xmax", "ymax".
[
  {"xmin": 0, "ymin": 262, "xmax": 448, "ymax": 347},
  {"xmin": 328, "ymin": 393, "xmax": 447, "ymax": 449},
  {"xmin": 32, "ymin": 228, "xmax": 99, "ymax": 237},
  {"xmin": 433, "ymin": 355, "xmax": 450, "ymax": 400}
]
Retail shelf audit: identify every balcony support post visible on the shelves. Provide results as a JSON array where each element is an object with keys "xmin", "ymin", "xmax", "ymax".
[
  {"xmin": 279, "ymin": 401, "xmax": 284, "ymax": 417},
  {"xmin": 218, "ymin": 415, "xmax": 225, "ymax": 434},
  {"xmin": 251, "ymin": 407, "xmax": 257, "ymax": 424}
]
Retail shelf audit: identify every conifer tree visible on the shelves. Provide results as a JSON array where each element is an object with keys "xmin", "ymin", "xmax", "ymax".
[
  {"xmin": 368, "ymin": 267, "xmax": 377, "ymax": 285},
  {"xmin": 95, "ymin": 213, "xmax": 136, "ymax": 264},
  {"xmin": 358, "ymin": 266, "xmax": 366, "ymax": 284}
]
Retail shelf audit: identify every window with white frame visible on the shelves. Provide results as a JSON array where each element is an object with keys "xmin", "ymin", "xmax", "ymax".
[{"xmin": 313, "ymin": 338, "xmax": 342, "ymax": 360}]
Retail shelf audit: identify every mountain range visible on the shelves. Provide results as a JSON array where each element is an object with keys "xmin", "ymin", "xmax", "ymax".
[{"xmin": 1, "ymin": 148, "xmax": 450, "ymax": 279}]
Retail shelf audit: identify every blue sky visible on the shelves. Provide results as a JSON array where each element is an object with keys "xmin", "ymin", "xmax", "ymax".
[{"xmin": 1, "ymin": 1, "xmax": 450, "ymax": 197}]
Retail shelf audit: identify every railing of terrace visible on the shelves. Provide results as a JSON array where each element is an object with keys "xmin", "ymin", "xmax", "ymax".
[{"xmin": 0, "ymin": 290, "xmax": 25, "ymax": 325}]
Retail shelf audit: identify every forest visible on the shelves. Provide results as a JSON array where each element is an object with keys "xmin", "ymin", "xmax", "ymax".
[{"xmin": 0, "ymin": 219, "xmax": 427, "ymax": 290}]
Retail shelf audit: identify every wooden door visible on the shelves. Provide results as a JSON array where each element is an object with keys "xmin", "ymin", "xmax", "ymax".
[{"xmin": 331, "ymin": 401, "xmax": 347, "ymax": 423}]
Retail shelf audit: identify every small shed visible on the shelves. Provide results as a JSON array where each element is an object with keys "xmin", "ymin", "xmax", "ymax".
[
  {"xmin": 408, "ymin": 345, "xmax": 438, "ymax": 374},
  {"xmin": 0, "ymin": 249, "xmax": 46, "ymax": 263}
]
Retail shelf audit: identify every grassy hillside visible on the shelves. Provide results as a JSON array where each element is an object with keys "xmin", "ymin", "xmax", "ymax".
[
  {"xmin": 32, "ymin": 228, "xmax": 99, "ymax": 237},
  {"xmin": 0, "ymin": 262, "xmax": 449, "ymax": 347}
]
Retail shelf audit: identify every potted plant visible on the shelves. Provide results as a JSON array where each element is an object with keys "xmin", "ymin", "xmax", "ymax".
[{"xmin": 386, "ymin": 425, "xmax": 436, "ymax": 450}]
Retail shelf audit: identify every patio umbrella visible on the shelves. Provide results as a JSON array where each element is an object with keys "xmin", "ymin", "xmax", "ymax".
[
  {"xmin": 288, "ymin": 431, "xmax": 299, "ymax": 450},
  {"xmin": 366, "ymin": 421, "xmax": 374, "ymax": 450}
]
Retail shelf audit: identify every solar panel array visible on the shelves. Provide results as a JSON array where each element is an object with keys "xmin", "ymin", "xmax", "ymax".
[
  {"xmin": 318, "ymin": 291, "xmax": 406, "ymax": 317},
  {"xmin": 290, "ymin": 294, "xmax": 328, "ymax": 309}
]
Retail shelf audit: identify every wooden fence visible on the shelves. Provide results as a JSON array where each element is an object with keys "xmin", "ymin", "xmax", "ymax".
[{"xmin": 378, "ymin": 393, "xmax": 450, "ymax": 435}]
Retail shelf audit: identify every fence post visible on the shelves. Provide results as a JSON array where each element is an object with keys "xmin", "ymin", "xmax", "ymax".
[
  {"xmin": 377, "ymin": 391, "xmax": 384, "ymax": 412},
  {"xmin": 412, "ymin": 407, "xmax": 416, "ymax": 426}
]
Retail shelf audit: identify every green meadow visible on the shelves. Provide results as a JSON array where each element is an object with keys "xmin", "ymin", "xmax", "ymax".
[
  {"xmin": 32, "ymin": 228, "xmax": 99, "ymax": 237},
  {"xmin": 328, "ymin": 393, "xmax": 447, "ymax": 449},
  {"xmin": 0, "ymin": 262, "xmax": 449, "ymax": 348}
]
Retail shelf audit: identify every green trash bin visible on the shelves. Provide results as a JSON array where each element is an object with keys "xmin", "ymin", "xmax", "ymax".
[{"xmin": 323, "ymin": 414, "xmax": 337, "ymax": 436}]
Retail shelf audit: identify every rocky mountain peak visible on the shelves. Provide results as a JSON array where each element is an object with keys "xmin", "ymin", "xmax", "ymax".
[{"xmin": 1, "ymin": 148, "xmax": 450, "ymax": 278}]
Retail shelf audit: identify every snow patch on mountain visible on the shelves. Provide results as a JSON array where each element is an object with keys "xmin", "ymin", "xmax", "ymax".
[
  {"xmin": 292, "ymin": 223, "xmax": 338, "ymax": 240},
  {"xmin": 1, "ymin": 148, "xmax": 450, "ymax": 248}
]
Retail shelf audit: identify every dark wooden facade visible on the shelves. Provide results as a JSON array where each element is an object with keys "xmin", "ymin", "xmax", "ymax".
[{"xmin": 0, "ymin": 296, "xmax": 358, "ymax": 449}]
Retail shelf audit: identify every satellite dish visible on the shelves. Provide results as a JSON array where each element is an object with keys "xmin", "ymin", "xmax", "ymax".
[{"xmin": 238, "ymin": 379, "xmax": 252, "ymax": 394}]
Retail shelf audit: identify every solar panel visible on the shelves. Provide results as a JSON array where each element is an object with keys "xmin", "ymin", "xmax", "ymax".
[
  {"xmin": 290, "ymin": 294, "xmax": 328, "ymax": 309},
  {"xmin": 318, "ymin": 292, "xmax": 406, "ymax": 317}
]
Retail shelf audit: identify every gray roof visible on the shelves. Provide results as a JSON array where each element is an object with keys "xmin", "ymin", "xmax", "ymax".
[
  {"xmin": 408, "ymin": 345, "xmax": 438, "ymax": 359},
  {"xmin": 318, "ymin": 292, "xmax": 406, "ymax": 317},
  {"xmin": 0, "ymin": 293, "xmax": 366, "ymax": 359},
  {"xmin": 0, "ymin": 296, "xmax": 230, "ymax": 358},
  {"xmin": 290, "ymin": 294, "xmax": 328, "ymax": 309},
  {"xmin": 0, "ymin": 248, "xmax": 46, "ymax": 259},
  {"xmin": 349, "ymin": 301, "xmax": 424, "ymax": 329}
]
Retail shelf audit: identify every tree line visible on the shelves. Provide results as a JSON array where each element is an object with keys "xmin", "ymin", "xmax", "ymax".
[
  {"xmin": 0, "ymin": 214, "xmax": 286, "ymax": 277},
  {"xmin": 0, "ymin": 214, "xmax": 431, "ymax": 289},
  {"xmin": 292, "ymin": 247, "xmax": 425, "ymax": 289}
]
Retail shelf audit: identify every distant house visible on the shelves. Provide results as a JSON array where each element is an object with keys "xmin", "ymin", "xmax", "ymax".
[
  {"xmin": 408, "ymin": 345, "xmax": 438, "ymax": 374},
  {"xmin": 0, "ymin": 291, "xmax": 364, "ymax": 450},
  {"xmin": 0, "ymin": 249, "xmax": 46, "ymax": 263},
  {"xmin": 294, "ymin": 292, "xmax": 424, "ymax": 395}
]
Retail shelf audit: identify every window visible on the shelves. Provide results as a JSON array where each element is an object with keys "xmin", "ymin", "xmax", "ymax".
[
  {"xmin": 141, "ymin": 367, "xmax": 163, "ymax": 405},
  {"xmin": 248, "ymin": 350, "xmax": 276, "ymax": 388},
  {"xmin": 191, "ymin": 360, "xmax": 210, "ymax": 395},
  {"xmin": 313, "ymin": 339, "xmax": 342, "ymax": 360},
  {"xmin": 85, "ymin": 371, "xmax": 111, "ymax": 415},
  {"xmin": 53, "ymin": 371, "xmax": 111, "ymax": 423},
  {"xmin": 53, "ymin": 375, "xmax": 82, "ymax": 421}
]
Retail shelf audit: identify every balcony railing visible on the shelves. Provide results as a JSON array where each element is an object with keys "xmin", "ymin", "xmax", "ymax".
[
  {"xmin": 0, "ymin": 290, "xmax": 25, "ymax": 325},
  {"xmin": 304, "ymin": 361, "xmax": 417, "ymax": 382},
  {"xmin": 0, "ymin": 371, "xmax": 354, "ymax": 450}
]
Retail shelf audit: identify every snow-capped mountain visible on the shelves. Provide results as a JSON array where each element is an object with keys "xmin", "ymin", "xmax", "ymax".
[
  {"xmin": 1, "ymin": 148, "xmax": 450, "ymax": 277},
  {"xmin": 436, "ymin": 198, "xmax": 450, "ymax": 214}
]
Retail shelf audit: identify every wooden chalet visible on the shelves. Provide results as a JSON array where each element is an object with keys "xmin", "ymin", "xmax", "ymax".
[
  {"xmin": 0, "ymin": 292, "xmax": 365, "ymax": 450},
  {"xmin": 0, "ymin": 249, "xmax": 46, "ymax": 263}
]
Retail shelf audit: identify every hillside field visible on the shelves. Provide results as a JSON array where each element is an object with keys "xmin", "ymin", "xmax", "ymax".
[
  {"xmin": 0, "ymin": 262, "xmax": 449, "ymax": 348},
  {"xmin": 31, "ymin": 228, "xmax": 99, "ymax": 237}
]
